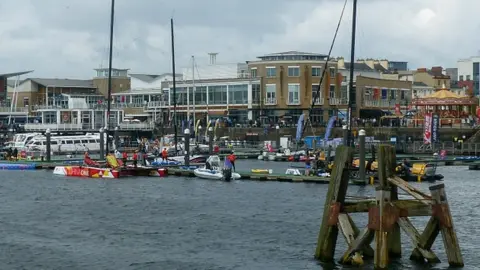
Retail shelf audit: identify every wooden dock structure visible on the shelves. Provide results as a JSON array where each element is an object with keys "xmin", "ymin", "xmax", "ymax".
[
  {"xmin": 315, "ymin": 145, "xmax": 464, "ymax": 269},
  {"xmin": 166, "ymin": 167, "xmax": 331, "ymax": 184}
]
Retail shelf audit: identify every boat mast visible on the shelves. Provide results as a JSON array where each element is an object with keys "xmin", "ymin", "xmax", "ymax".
[
  {"xmin": 346, "ymin": 0, "xmax": 357, "ymax": 147},
  {"xmin": 105, "ymin": 0, "xmax": 115, "ymax": 154},
  {"xmin": 171, "ymin": 18, "xmax": 178, "ymax": 153},
  {"xmin": 192, "ymin": 56, "xmax": 196, "ymax": 132}
]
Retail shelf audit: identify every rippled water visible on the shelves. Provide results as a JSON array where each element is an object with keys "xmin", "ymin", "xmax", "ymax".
[{"xmin": 0, "ymin": 161, "xmax": 478, "ymax": 269}]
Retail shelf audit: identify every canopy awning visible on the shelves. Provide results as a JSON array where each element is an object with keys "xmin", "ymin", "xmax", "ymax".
[{"xmin": 412, "ymin": 90, "xmax": 478, "ymax": 105}]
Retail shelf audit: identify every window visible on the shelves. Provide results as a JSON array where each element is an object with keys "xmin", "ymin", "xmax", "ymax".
[
  {"xmin": 401, "ymin": 90, "xmax": 405, "ymax": 100},
  {"xmin": 23, "ymin": 97, "xmax": 29, "ymax": 107},
  {"xmin": 466, "ymin": 75, "xmax": 471, "ymax": 81},
  {"xmin": 228, "ymin": 84, "xmax": 248, "ymax": 104},
  {"xmin": 329, "ymin": 85, "xmax": 335, "ymax": 99},
  {"xmin": 252, "ymin": 84, "xmax": 260, "ymax": 104},
  {"xmin": 460, "ymin": 75, "xmax": 464, "ymax": 81},
  {"xmin": 312, "ymin": 67, "xmax": 321, "ymax": 77},
  {"xmin": 288, "ymin": 66, "xmax": 300, "ymax": 77},
  {"xmin": 341, "ymin": 85, "xmax": 348, "ymax": 99},
  {"xmin": 265, "ymin": 84, "xmax": 276, "ymax": 104},
  {"xmin": 390, "ymin": 89, "xmax": 396, "ymax": 100},
  {"xmin": 208, "ymin": 85, "xmax": 227, "ymax": 104},
  {"xmin": 288, "ymin": 84, "xmax": 300, "ymax": 104},
  {"xmin": 312, "ymin": 84, "xmax": 320, "ymax": 101},
  {"xmin": 250, "ymin": 68, "xmax": 257, "ymax": 78},
  {"xmin": 329, "ymin": 67, "xmax": 336, "ymax": 78},
  {"xmin": 266, "ymin": 67, "xmax": 276, "ymax": 77}
]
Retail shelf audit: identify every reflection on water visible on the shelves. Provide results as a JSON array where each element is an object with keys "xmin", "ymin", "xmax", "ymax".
[{"xmin": 0, "ymin": 162, "xmax": 477, "ymax": 269}]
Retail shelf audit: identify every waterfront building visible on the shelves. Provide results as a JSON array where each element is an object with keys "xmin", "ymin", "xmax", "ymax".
[
  {"xmin": 355, "ymin": 76, "xmax": 412, "ymax": 117},
  {"xmin": 457, "ymin": 56, "xmax": 480, "ymax": 96}
]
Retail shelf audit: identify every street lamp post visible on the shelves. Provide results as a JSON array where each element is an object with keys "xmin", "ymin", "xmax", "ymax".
[{"xmin": 184, "ymin": 128, "xmax": 191, "ymax": 166}]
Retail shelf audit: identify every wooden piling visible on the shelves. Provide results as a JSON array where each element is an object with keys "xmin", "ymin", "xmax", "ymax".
[
  {"xmin": 315, "ymin": 144, "xmax": 464, "ymax": 268},
  {"xmin": 430, "ymin": 184, "xmax": 464, "ymax": 267},
  {"xmin": 315, "ymin": 146, "xmax": 353, "ymax": 262}
]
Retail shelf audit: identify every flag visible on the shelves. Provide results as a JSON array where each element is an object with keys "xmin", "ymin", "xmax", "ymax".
[{"xmin": 296, "ymin": 114, "xmax": 305, "ymax": 141}]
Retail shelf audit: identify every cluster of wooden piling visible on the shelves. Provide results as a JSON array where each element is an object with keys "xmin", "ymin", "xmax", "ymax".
[{"xmin": 315, "ymin": 145, "xmax": 463, "ymax": 269}]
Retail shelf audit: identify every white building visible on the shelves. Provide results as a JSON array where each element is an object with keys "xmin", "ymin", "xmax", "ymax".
[{"xmin": 457, "ymin": 56, "xmax": 480, "ymax": 95}]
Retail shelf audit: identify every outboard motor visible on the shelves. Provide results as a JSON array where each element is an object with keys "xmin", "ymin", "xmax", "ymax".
[{"xmin": 223, "ymin": 168, "xmax": 232, "ymax": 182}]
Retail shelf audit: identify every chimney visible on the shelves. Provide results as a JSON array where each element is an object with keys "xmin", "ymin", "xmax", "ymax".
[
  {"xmin": 417, "ymin": 68, "xmax": 427, "ymax": 73},
  {"xmin": 337, "ymin": 57, "xmax": 345, "ymax": 69},
  {"xmin": 208, "ymin": 53, "xmax": 218, "ymax": 65},
  {"xmin": 431, "ymin": 66, "xmax": 443, "ymax": 76},
  {"xmin": 379, "ymin": 59, "xmax": 389, "ymax": 70},
  {"xmin": 364, "ymin": 58, "xmax": 374, "ymax": 69}
]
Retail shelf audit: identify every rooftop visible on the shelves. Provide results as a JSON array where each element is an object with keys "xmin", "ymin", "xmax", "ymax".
[
  {"xmin": 129, "ymin": 73, "xmax": 179, "ymax": 83},
  {"xmin": 28, "ymin": 78, "xmax": 95, "ymax": 88},
  {"xmin": 255, "ymin": 51, "xmax": 328, "ymax": 61},
  {"xmin": 0, "ymin": 70, "xmax": 34, "ymax": 78}
]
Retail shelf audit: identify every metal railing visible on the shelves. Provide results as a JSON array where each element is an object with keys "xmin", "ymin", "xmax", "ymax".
[
  {"xmin": 0, "ymin": 107, "xmax": 29, "ymax": 113},
  {"xmin": 147, "ymin": 101, "xmax": 168, "ymax": 108},
  {"xmin": 313, "ymin": 98, "xmax": 324, "ymax": 105},
  {"xmin": 329, "ymin": 98, "xmax": 348, "ymax": 105},
  {"xmin": 363, "ymin": 100, "xmax": 395, "ymax": 107},
  {"xmin": 24, "ymin": 123, "xmax": 84, "ymax": 131},
  {"xmin": 265, "ymin": 98, "xmax": 277, "ymax": 105},
  {"xmin": 118, "ymin": 122, "xmax": 155, "ymax": 130}
]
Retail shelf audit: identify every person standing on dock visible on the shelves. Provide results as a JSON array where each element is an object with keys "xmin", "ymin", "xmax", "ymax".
[
  {"xmin": 226, "ymin": 151, "xmax": 236, "ymax": 172},
  {"xmin": 305, "ymin": 152, "xmax": 311, "ymax": 176},
  {"xmin": 122, "ymin": 151, "xmax": 128, "ymax": 167},
  {"xmin": 133, "ymin": 150, "xmax": 138, "ymax": 168},
  {"xmin": 161, "ymin": 148, "xmax": 168, "ymax": 161}
]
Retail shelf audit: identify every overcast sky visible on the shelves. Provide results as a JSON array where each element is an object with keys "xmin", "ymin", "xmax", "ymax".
[{"xmin": 0, "ymin": 0, "xmax": 478, "ymax": 79}]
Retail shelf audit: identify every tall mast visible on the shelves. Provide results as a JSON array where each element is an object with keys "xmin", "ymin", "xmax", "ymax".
[
  {"xmin": 105, "ymin": 0, "xmax": 115, "ymax": 154},
  {"xmin": 346, "ymin": 0, "xmax": 357, "ymax": 147},
  {"xmin": 192, "ymin": 56, "xmax": 196, "ymax": 132},
  {"xmin": 171, "ymin": 18, "xmax": 178, "ymax": 153}
]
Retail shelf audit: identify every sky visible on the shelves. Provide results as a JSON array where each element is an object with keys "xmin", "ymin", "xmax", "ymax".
[{"xmin": 0, "ymin": 0, "xmax": 479, "ymax": 79}]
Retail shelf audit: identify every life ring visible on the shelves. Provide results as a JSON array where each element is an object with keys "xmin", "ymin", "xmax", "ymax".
[{"xmin": 63, "ymin": 112, "xmax": 69, "ymax": 121}]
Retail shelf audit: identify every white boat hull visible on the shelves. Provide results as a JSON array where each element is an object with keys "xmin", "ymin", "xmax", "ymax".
[{"xmin": 193, "ymin": 168, "xmax": 241, "ymax": 180}]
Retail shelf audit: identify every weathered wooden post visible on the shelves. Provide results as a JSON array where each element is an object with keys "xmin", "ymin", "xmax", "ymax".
[
  {"xmin": 359, "ymin": 129, "xmax": 366, "ymax": 184},
  {"xmin": 45, "ymin": 128, "xmax": 51, "ymax": 162},
  {"xmin": 99, "ymin": 127, "xmax": 105, "ymax": 159},
  {"xmin": 429, "ymin": 183, "xmax": 464, "ymax": 267},
  {"xmin": 184, "ymin": 128, "xmax": 191, "ymax": 167},
  {"xmin": 208, "ymin": 126, "xmax": 214, "ymax": 155},
  {"xmin": 315, "ymin": 146, "xmax": 353, "ymax": 262}
]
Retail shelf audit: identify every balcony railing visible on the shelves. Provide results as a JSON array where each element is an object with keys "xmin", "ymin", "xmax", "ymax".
[
  {"xmin": 287, "ymin": 99, "xmax": 301, "ymax": 105},
  {"xmin": 265, "ymin": 98, "xmax": 277, "ymax": 105},
  {"xmin": 118, "ymin": 122, "xmax": 155, "ymax": 130},
  {"xmin": 363, "ymin": 100, "xmax": 394, "ymax": 108},
  {"xmin": 24, "ymin": 122, "xmax": 155, "ymax": 131},
  {"xmin": 329, "ymin": 98, "xmax": 348, "ymax": 105},
  {"xmin": 0, "ymin": 107, "xmax": 29, "ymax": 113},
  {"xmin": 24, "ymin": 123, "xmax": 83, "ymax": 131},
  {"xmin": 147, "ymin": 101, "xmax": 168, "ymax": 108},
  {"xmin": 313, "ymin": 98, "xmax": 324, "ymax": 105}
]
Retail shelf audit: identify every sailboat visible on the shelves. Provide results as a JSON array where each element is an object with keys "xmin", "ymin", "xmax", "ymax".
[{"xmin": 53, "ymin": 0, "xmax": 167, "ymax": 178}]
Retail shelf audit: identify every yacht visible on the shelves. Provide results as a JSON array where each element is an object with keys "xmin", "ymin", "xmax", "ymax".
[{"xmin": 24, "ymin": 133, "xmax": 113, "ymax": 153}]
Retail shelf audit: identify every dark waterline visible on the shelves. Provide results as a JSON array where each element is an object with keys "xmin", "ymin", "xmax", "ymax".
[{"xmin": 0, "ymin": 161, "xmax": 478, "ymax": 269}]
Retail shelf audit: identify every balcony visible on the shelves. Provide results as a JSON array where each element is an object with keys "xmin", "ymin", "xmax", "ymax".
[
  {"xmin": 118, "ymin": 122, "xmax": 155, "ymax": 130},
  {"xmin": 24, "ymin": 123, "xmax": 83, "ymax": 131},
  {"xmin": 147, "ymin": 101, "xmax": 168, "ymax": 108},
  {"xmin": 24, "ymin": 122, "xmax": 155, "ymax": 131},
  {"xmin": 0, "ymin": 107, "xmax": 29, "ymax": 114},
  {"xmin": 363, "ymin": 100, "xmax": 394, "ymax": 108},
  {"xmin": 287, "ymin": 99, "xmax": 301, "ymax": 106},
  {"xmin": 313, "ymin": 98, "xmax": 324, "ymax": 105},
  {"xmin": 265, "ymin": 98, "xmax": 277, "ymax": 105},
  {"xmin": 329, "ymin": 98, "xmax": 348, "ymax": 105}
]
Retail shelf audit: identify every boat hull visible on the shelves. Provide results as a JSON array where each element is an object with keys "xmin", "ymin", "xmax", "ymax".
[
  {"xmin": 53, "ymin": 166, "xmax": 120, "ymax": 178},
  {"xmin": 193, "ymin": 168, "xmax": 241, "ymax": 180}
]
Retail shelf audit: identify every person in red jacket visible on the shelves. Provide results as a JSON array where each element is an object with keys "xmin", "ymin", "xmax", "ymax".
[
  {"xmin": 227, "ymin": 151, "xmax": 236, "ymax": 172},
  {"xmin": 122, "ymin": 151, "xmax": 128, "ymax": 167},
  {"xmin": 132, "ymin": 150, "xmax": 138, "ymax": 168}
]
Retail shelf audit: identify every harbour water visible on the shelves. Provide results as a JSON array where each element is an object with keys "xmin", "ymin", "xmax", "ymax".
[{"xmin": 0, "ymin": 160, "xmax": 478, "ymax": 269}]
